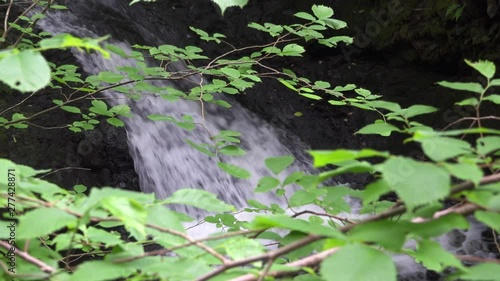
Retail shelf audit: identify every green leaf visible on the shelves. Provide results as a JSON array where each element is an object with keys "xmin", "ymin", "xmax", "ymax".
[
  {"xmin": 360, "ymin": 179, "xmax": 391, "ymax": 206},
  {"xmin": 314, "ymin": 81, "xmax": 331, "ymax": 89},
  {"xmin": 71, "ymin": 260, "xmax": 135, "ymax": 281},
  {"xmin": 101, "ymin": 197, "xmax": 147, "ymax": 237},
  {"xmin": 311, "ymin": 5, "xmax": 334, "ymax": 20},
  {"xmin": 220, "ymin": 67, "xmax": 240, "ymax": 78},
  {"xmin": 328, "ymin": 100, "xmax": 347, "ymax": 106},
  {"xmin": 456, "ymin": 263, "xmax": 500, "ymax": 280},
  {"xmin": 97, "ymin": 71, "xmax": 124, "ymax": 83},
  {"xmin": 224, "ymin": 237, "xmax": 265, "ymax": 260},
  {"xmin": 475, "ymin": 210, "xmax": 500, "ymax": 232},
  {"xmin": 465, "ymin": 59, "xmax": 496, "ymax": 79},
  {"xmin": 18, "ymin": 208, "xmax": 77, "ymax": 239},
  {"xmin": 403, "ymin": 105, "xmax": 437, "ymax": 118},
  {"xmin": 162, "ymin": 188, "xmax": 234, "ymax": 212},
  {"xmin": 411, "ymin": 239, "xmax": 464, "ymax": 272},
  {"xmin": 321, "ymin": 244, "xmax": 396, "ymax": 281},
  {"xmin": 409, "ymin": 213, "xmax": 469, "ymax": 238},
  {"xmin": 477, "ymin": 136, "xmax": 500, "ymax": 155},
  {"xmin": 211, "ymin": 0, "xmax": 249, "ymax": 15},
  {"xmin": 107, "ymin": 117, "xmax": 124, "ymax": 127},
  {"xmin": 39, "ymin": 34, "xmax": 110, "ymax": 58},
  {"xmin": 456, "ymin": 97, "xmax": 479, "ymax": 106},
  {"xmin": 356, "ymin": 122, "xmax": 400, "ymax": 136},
  {"xmin": 442, "ymin": 162, "xmax": 483, "ymax": 185},
  {"xmin": 367, "ymin": 100, "xmax": 401, "ymax": 112},
  {"xmin": 219, "ymin": 145, "xmax": 246, "ymax": 156},
  {"xmin": 218, "ymin": 162, "xmax": 251, "ymax": 179},
  {"xmin": 109, "ymin": 104, "xmax": 132, "ymax": 116},
  {"xmin": 300, "ymin": 93, "xmax": 322, "ymax": 100},
  {"xmin": 86, "ymin": 227, "xmax": 122, "ymax": 247},
  {"xmin": 295, "ymin": 12, "xmax": 316, "ymax": 21},
  {"xmin": 310, "ymin": 149, "xmax": 388, "ymax": 167},
  {"xmin": 282, "ymin": 43, "xmax": 305, "ymax": 57},
  {"xmin": 61, "ymin": 105, "xmax": 81, "ymax": 114},
  {"xmin": 0, "ymin": 50, "xmax": 51, "ymax": 92},
  {"xmin": 419, "ymin": 137, "xmax": 472, "ymax": 161},
  {"xmin": 278, "ymin": 78, "xmax": 297, "ymax": 91},
  {"xmin": 348, "ymin": 221, "xmax": 408, "ymax": 251},
  {"xmin": 250, "ymin": 215, "xmax": 344, "ymax": 238},
  {"xmin": 483, "ymin": 94, "xmax": 500, "ymax": 104},
  {"xmin": 289, "ymin": 189, "xmax": 325, "ymax": 207},
  {"xmin": 185, "ymin": 139, "xmax": 216, "ymax": 157},
  {"xmin": 491, "ymin": 78, "xmax": 500, "ymax": 86},
  {"xmin": 323, "ymin": 18, "xmax": 348, "ymax": 29},
  {"xmin": 319, "ymin": 161, "xmax": 375, "ymax": 181},
  {"xmin": 265, "ymin": 156, "xmax": 294, "ymax": 175},
  {"xmin": 91, "ymin": 99, "xmax": 108, "ymax": 111},
  {"xmin": 255, "ymin": 176, "xmax": 281, "ymax": 192},
  {"xmin": 379, "ymin": 157, "xmax": 450, "ymax": 210},
  {"xmin": 437, "ymin": 81, "xmax": 484, "ymax": 94},
  {"xmin": 283, "ymin": 171, "xmax": 304, "ymax": 186}
]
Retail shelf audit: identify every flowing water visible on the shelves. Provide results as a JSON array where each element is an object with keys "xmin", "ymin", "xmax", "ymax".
[
  {"xmin": 38, "ymin": 6, "xmax": 311, "ymax": 217},
  {"xmin": 36, "ymin": 2, "xmax": 496, "ymax": 280}
]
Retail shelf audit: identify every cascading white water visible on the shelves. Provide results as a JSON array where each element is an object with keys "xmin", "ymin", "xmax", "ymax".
[
  {"xmin": 38, "ymin": 10, "xmax": 311, "ymax": 217},
  {"xmin": 37, "ymin": 5, "xmax": 496, "ymax": 280}
]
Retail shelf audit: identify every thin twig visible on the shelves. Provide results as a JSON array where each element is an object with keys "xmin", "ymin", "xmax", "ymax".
[
  {"xmin": 37, "ymin": 167, "xmax": 91, "ymax": 179},
  {"xmin": 493, "ymin": 229, "xmax": 500, "ymax": 254},
  {"xmin": 114, "ymin": 229, "xmax": 259, "ymax": 263},
  {"xmin": 2, "ymin": 0, "xmax": 14, "ymax": 40},
  {"xmin": 442, "ymin": 116, "xmax": 500, "ymax": 131},
  {"xmin": 230, "ymin": 247, "xmax": 339, "ymax": 281},
  {"xmin": 456, "ymin": 255, "xmax": 500, "ymax": 264},
  {"xmin": 257, "ymin": 257, "xmax": 274, "ymax": 281},
  {"xmin": 292, "ymin": 210, "xmax": 355, "ymax": 224}
]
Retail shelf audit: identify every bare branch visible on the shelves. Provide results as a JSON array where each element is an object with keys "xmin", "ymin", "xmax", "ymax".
[
  {"xmin": 2, "ymin": 0, "xmax": 14, "ymax": 40},
  {"xmin": 0, "ymin": 240, "xmax": 56, "ymax": 273}
]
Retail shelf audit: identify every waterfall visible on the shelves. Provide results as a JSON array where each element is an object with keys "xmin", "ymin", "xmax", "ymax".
[{"xmin": 38, "ymin": 8, "xmax": 311, "ymax": 217}]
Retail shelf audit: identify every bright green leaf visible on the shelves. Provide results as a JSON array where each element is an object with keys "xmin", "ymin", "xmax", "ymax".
[
  {"xmin": 0, "ymin": 50, "xmax": 51, "ymax": 92},
  {"xmin": 255, "ymin": 176, "xmax": 281, "ymax": 192},
  {"xmin": 419, "ymin": 137, "xmax": 472, "ymax": 161},
  {"xmin": 162, "ymin": 188, "xmax": 235, "ymax": 212},
  {"xmin": 437, "ymin": 81, "xmax": 484, "ymax": 94},
  {"xmin": 219, "ymin": 145, "xmax": 246, "ymax": 156},
  {"xmin": 218, "ymin": 162, "xmax": 251, "ymax": 179},
  {"xmin": 211, "ymin": 0, "xmax": 249, "ymax": 15},
  {"xmin": 321, "ymin": 244, "xmax": 396, "ymax": 281},
  {"xmin": 379, "ymin": 157, "xmax": 450, "ymax": 210},
  {"xmin": 265, "ymin": 156, "xmax": 294, "ymax": 175},
  {"xmin": 483, "ymin": 94, "xmax": 500, "ymax": 104},
  {"xmin": 311, "ymin": 5, "xmax": 334, "ymax": 20},
  {"xmin": 18, "ymin": 208, "xmax": 77, "ymax": 239},
  {"xmin": 107, "ymin": 118, "xmax": 125, "ymax": 127},
  {"xmin": 475, "ymin": 210, "xmax": 500, "ymax": 232},
  {"xmin": 411, "ymin": 239, "xmax": 464, "ymax": 272},
  {"xmin": 465, "ymin": 59, "xmax": 496, "ymax": 79},
  {"xmin": 456, "ymin": 263, "xmax": 500, "ymax": 281},
  {"xmin": 356, "ymin": 123, "xmax": 400, "ymax": 136},
  {"xmin": 61, "ymin": 106, "xmax": 81, "ymax": 114}
]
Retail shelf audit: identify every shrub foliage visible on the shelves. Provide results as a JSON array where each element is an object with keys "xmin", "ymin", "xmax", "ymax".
[{"xmin": 1, "ymin": 1, "xmax": 500, "ymax": 281}]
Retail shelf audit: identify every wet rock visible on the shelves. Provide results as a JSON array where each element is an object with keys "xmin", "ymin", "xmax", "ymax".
[{"xmin": 446, "ymin": 229, "xmax": 467, "ymax": 248}]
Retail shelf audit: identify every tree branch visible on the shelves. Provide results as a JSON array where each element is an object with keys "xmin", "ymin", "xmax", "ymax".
[{"xmin": 0, "ymin": 240, "xmax": 56, "ymax": 273}]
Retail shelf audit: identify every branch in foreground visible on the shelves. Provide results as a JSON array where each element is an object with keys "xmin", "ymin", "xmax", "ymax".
[
  {"xmin": 0, "ymin": 240, "xmax": 56, "ymax": 273},
  {"xmin": 197, "ymin": 173, "xmax": 500, "ymax": 281}
]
